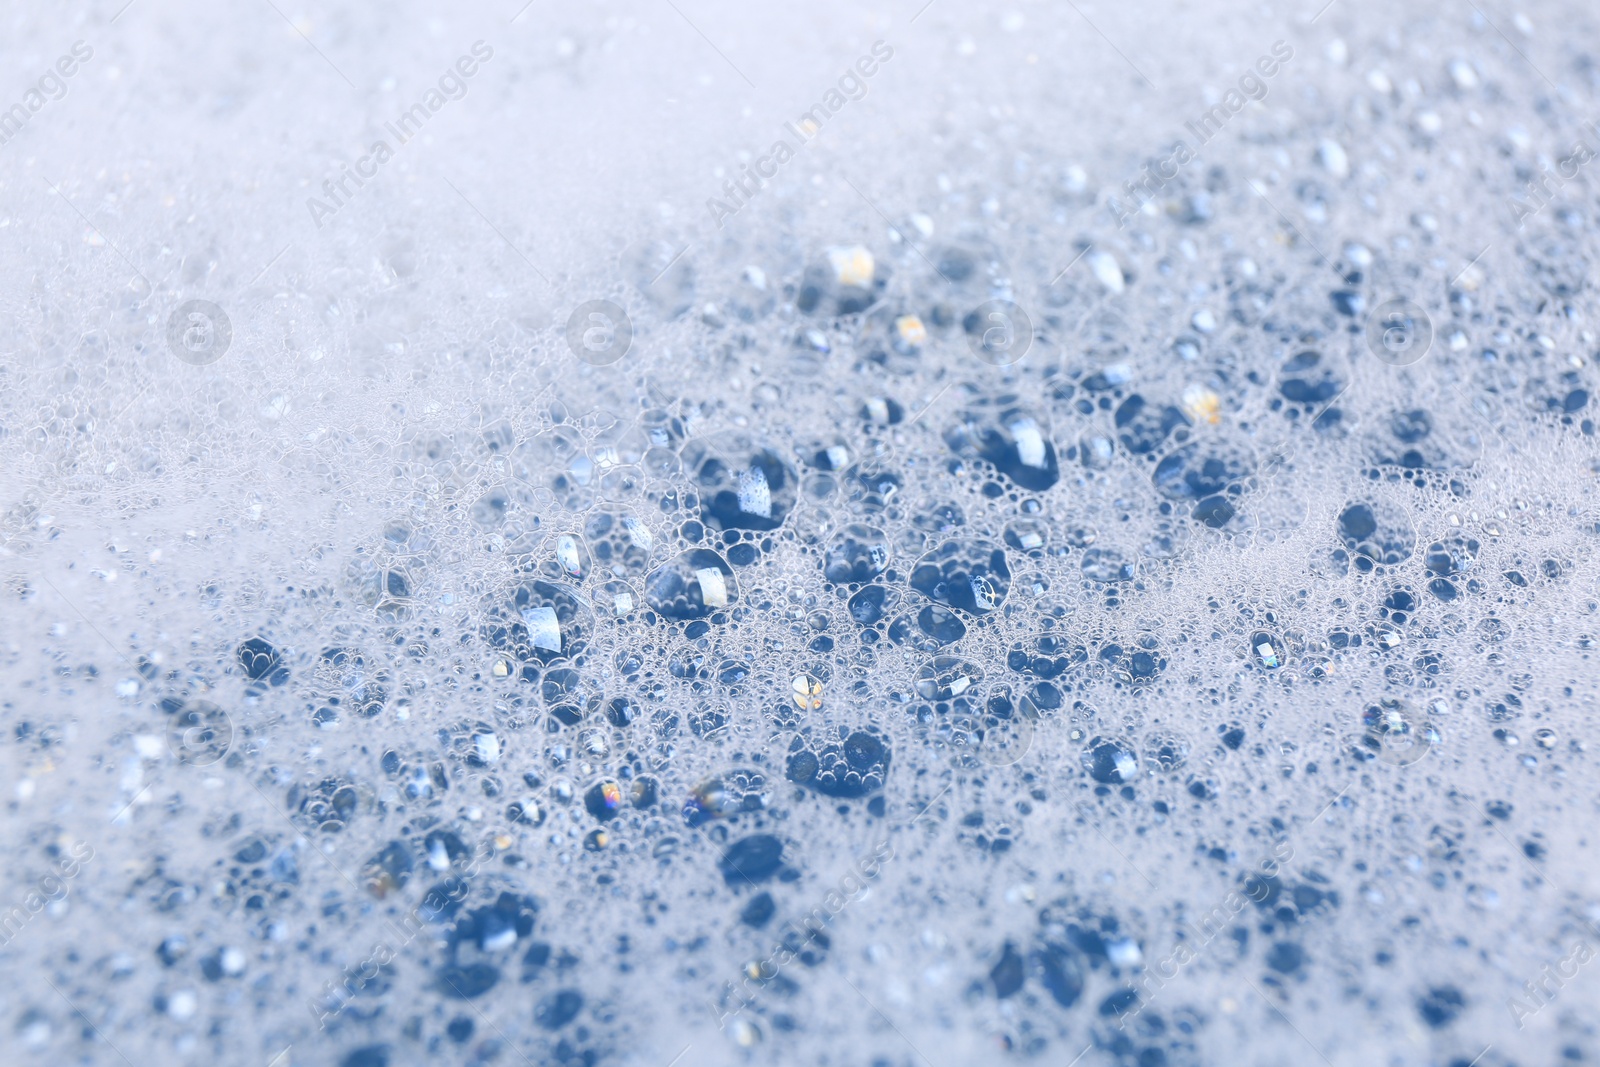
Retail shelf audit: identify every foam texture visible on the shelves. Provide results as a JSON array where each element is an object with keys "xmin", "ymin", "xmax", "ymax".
[{"xmin": 2, "ymin": 2, "xmax": 1600, "ymax": 1066}]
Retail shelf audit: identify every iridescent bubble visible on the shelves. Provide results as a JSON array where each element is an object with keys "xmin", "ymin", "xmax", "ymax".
[{"xmin": 1250, "ymin": 631, "xmax": 1286, "ymax": 669}]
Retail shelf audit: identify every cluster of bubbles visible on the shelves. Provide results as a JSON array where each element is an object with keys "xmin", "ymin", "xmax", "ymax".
[{"xmin": 6, "ymin": 9, "xmax": 1600, "ymax": 1067}]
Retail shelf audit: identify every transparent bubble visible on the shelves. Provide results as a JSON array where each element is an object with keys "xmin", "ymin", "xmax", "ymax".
[
  {"xmin": 824, "ymin": 524, "xmax": 890, "ymax": 584},
  {"xmin": 915, "ymin": 655, "xmax": 985, "ymax": 701},
  {"xmin": 685, "ymin": 439, "xmax": 798, "ymax": 533},
  {"xmin": 1360, "ymin": 698, "xmax": 1439, "ymax": 766},
  {"xmin": 645, "ymin": 549, "xmax": 737, "ymax": 619},
  {"xmin": 1080, "ymin": 547, "xmax": 1135, "ymax": 583},
  {"xmin": 1083, "ymin": 736, "xmax": 1139, "ymax": 784},
  {"xmin": 911, "ymin": 539, "xmax": 1011, "ymax": 614},
  {"xmin": 945, "ymin": 407, "xmax": 1059, "ymax": 491}
]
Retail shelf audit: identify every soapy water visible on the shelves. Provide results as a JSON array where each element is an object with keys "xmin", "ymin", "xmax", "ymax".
[{"xmin": 2, "ymin": 1, "xmax": 1600, "ymax": 1065}]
